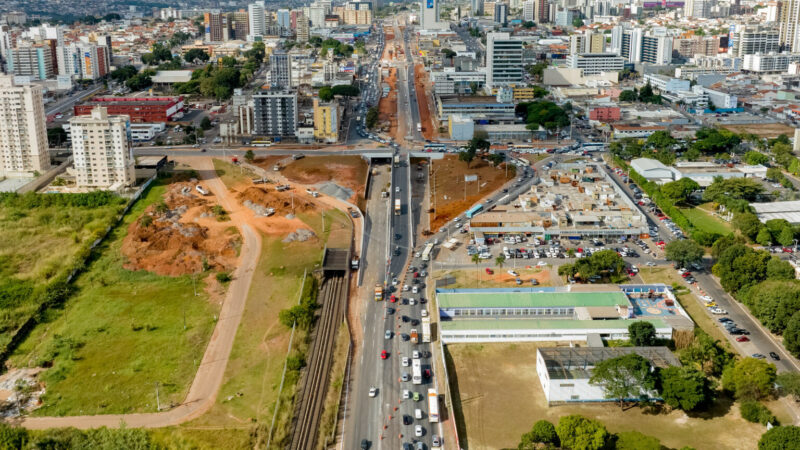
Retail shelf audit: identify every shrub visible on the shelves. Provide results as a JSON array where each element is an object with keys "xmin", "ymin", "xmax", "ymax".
[
  {"xmin": 215, "ymin": 272, "xmax": 231, "ymax": 283},
  {"xmin": 740, "ymin": 400, "xmax": 776, "ymax": 425}
]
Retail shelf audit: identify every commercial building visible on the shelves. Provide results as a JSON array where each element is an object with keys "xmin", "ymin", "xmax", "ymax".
[
  {"xmin": 630, "ymin": 158, "xmax": 680, "ymax": 184},
  {"xmin": 6, "ymin": 46, "xmax": 55, "ymax": 80},
  {"xmin": 494, "ymin": 2, "xmax": 508, "ymax": 26},
  {"xmin": 486, "ymin": 32, "xmax": 524, "ymax": 88},
  {"xmin": 269, "ymin": 50, "xmax": 290, "ymax": 88},
  {"xmin": 248, "ymin": 1, "xmax": 266, "ymax": 40},
  {"xmin": 472, "ymin": 0, "xmax": 485, "ymax": 15},
  {"xmin": 69, "ymin": 107, "xmax": 135, "ymax": 189},
  {"xmin": 448, "ymin": 114, "xmax": 475, "ymax": 140},
  {"xmin": 204, "ymin": 11, "xmax": 227, "ymax": 42},
  {"xmin": 231, "ymin": 10, "xmax": 250, "ymax": 40},
  {"xmin": 565, "ymin": 53, "xmax": 624, "ymax": 75},
  {"xmin": 537, "ymin": 347, "xmax": 680, "ymax": 404},
  {"xmin": 252, "ymin": 89, "xmax": 298, "ymax": 137},
  {"xmin": 0, "ymin": 75, "xmax": 50, "ymax": 177},
  {"xmin": 752, "ymin": 200, "xmax": 800, "ymax": 223},
  {"xmin": 588, "ymin": 106, "xmax": 621, "ymax": 122},
  {"xmin": 312, "ymin": 98, "xmax": 339, "ymax": 143},
  {"xmin": 436, "ymin": 95, "xmax": 515, "ymax": 122},
  {"xmin": 643, "ymin": 73, "xmax": 691, "ymax": 93},
  {"xmin": 74, "ymin": 96, "xmax": 184, "ymax": 123},
  {"xmin": 641, "ymin": 35, "xmax": 673, "ymax": 65},
  {"xmin": 421, "ymin": 0, "xmax": 446, "ymax": 30},
  {"xmin": 437, "ymin": 284, "xmax": 692, "ymax": 344},
  {"xmin": 611, "ymin": 124, "xmax": 667, "ymax": 139},
  {"xmin": 684, "ymin": 0, "xmax": 711, "ymax": 18}
]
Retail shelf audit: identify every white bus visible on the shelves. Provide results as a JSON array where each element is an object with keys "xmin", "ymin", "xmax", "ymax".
[
  {"xmin": 428, "ymin": 389, "xmax": 439, "ymax": 423},
  {"xmin": 421, "ymin": 242, "xmax": 435, "ymax": 261},
  {"xmin": 412, "ymin": 359, "xmax": 422, "ymax": 385}
]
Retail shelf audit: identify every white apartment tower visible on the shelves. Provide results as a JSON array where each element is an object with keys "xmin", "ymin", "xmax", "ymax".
[
  {"xmin": 0, "ymin": 75, "xmax": 50, "ymax": 177},
  {"xmin": 248, "ymin": 2, "xmax": 266, "ymax": 40},
  {"xmin": 69, "ymin": 107, "xmax": 135, "ymax": 189},
  {"xmin": 523, "ymin": 0, "xmax": 535, "ymax": 21},
  {"xmin": 486, "ymin": 32, "xmax": 524, "ymax": 88},
  {"xmin": 780, "ymin": 0, "xmax": 800, "ymax": 51}
]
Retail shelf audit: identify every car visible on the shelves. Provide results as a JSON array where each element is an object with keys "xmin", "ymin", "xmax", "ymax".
[
  {"xmin": 401, "ymin": 372, "xmax": 410, "ymax": 382},
  {"xmin": 402, "ymin": 357, "xmax": 410, "ymax": 367},
  {"xmin": 381, "ymin": 350, "xmax": 388, "ymax": 359},
  {"xmin": 415, "ymin": 408, "xmax": 423, "ymax": 419},
  {"xmin": 386, "ymin": 307, "xmax": 395, "ymax": 315},
  {"xmin": 403, "ymin": 414, "xmax": 412, "ymax": 425},
  {"xmin": 432, "ymin": 435, "xmax": 441, "ymax": 447},
  {"xmin": 485, "ymin": 268, "xmax": 494, "ymax": 275},
  {"xmin": 719, "ymin": 317, "xmax": 733, "ymax": 323},
  {"xmin": 415, "ymin": 425, "xmax": 423, "ymax": 437},
  {"xmin": 392, "ymin": 277, "xmax": 399, "ymax": 286},
  {"xmin": 389, "ymin": 294, "xmax": 397, "ymax": 303},
  {"xmin": 537, "ymin": 261, "xmax": 548, "ymax": 267},
  {"xmin": 385, "ymin": 330, "xmax": 392, "ymax": 339},
  {"xmin": 507, "ymin": 270, "xmax": 518, "ymax": 276},
  {"xmin": 736, "ymin": 336, "xmax": 750, "ymax": 342},
  {"xmin": 413, "ymin": 391, "xmax": 420, "ymax": 401},
  {"xmin": 752, "ymin": 353, "xmax": 766, "ymax": 359},
  {"xmin": 361, "ymin": 439, "xmax": 370, "ymax": 449},
  {"xmin": 396, "ymin": 186, "xmax": 401, "ymax": 192},
  {"xmin": 369, "ymin": 387, "xmax": 378, "ymax": 397},
  {"xmin": 403, "ymin": 389, "xmax": 410, "ymax": 399},
  {"xmin": 770, "ymin": 352, "xmax": 781, "ymax": 360}
]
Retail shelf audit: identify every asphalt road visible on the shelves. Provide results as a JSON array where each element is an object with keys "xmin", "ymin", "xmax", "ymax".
[{"xmin": 45, "ymin": 85, "xmax": 104, "ymax": 117}]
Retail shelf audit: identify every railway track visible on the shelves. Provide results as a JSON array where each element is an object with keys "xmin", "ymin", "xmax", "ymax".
[{"xmin": 290, "ymin": 274, "xmax": 346, "ymax": 450}]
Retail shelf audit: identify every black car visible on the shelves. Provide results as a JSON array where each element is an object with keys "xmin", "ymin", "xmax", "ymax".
[
  {"xmin": 395, "ymin": 233, "xmax": 402, "ymax": 240},
  {"xmin": 410, "ymin": 319, "xmax": 419, "ymax": 326},
  {"xmin": 386, "ymin": 307, "xmax": 395, "ymax": 315},
  {"xmin": 770, "ymin": 352, "xmax": 781, "ymax": 361},
  {"xmin": 361, "ymin": 439, "xmax": 370, "ymax": 449},
  {"xmin": 403, "ymin": 415, "xmax": 412, "ymax": 425}
]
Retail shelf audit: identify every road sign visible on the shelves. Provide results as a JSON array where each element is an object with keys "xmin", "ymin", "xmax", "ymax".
[{"xmin": 464, "ymin": 174, "xmax": 477, "ymax": 182}]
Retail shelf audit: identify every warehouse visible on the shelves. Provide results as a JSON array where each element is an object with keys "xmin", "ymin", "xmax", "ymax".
[
  {"xmin": 74, "ymin": 96, "xmax": 185, "ymax": 123},
  {"xmin": 536, "ymin": 346, "xmax": 680, "ymax": 404},
  {"xmin": 436, "ymin": 285, "xmax": 693, "ymax": 344}
]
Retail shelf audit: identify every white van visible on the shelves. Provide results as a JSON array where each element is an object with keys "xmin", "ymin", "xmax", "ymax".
[{"xmin": 415, "ymin": 409, "xmax": 423, "ymax": 419}]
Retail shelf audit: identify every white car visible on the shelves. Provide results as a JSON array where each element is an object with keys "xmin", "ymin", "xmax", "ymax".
[
  {"xmin": 711, "ymin": 308, "xmax": 727, "ymax": 315},
  {"xmin": 403, "ymin": 284, "xmax": 410, "ymax": 292},
  {"xmin": 392, "ymin": 278, "xmax": 399, "ymax": 286},
  {"xmin": 421, "ymin": 309, "xmax": 428, "ymax": 317},
  {"xmin": 402, "ymin": 357, "xmax": 410, "ymax": 367},
  {"xmin": 412, "ymin": 286, "xmax": 419, "ymax": 294},
  {"xmin": 415, "ymin": 408, "xmax": 423, "ymax": 419},
  {"xmin": 403, "ymin": 389, "xmax": 410, "ymax": 399},
  {"xmin": 396, "ymin": 186, "xmax": 401, "ymax": 192},
  {"xmin": 415, "ymin": 425, "xmax": 423, "ymax": 437},
  {"xmin": 507, "ymin": 270, "xmax": 518, "ymax": 276},
  {"xmin": 537, "ymin": 261, "xmax": 548, "ymax": 267},
  {"xmin": 369, "ymin": 387, "xmax": 378, "ymax": 397},
  {"xmin": 412, "ymin": 350, "xmax": 420, "ymax": 359},
  {"xmin": 646, "ymin": 262, "xmax": 656, "ymax": 266}
]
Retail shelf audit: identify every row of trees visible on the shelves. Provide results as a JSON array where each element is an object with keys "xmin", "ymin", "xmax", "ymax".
[
  {"xmin": 517, "ymin": 101, "xmax": 570, "ymax": 131},
  {"xmin": 619, "ymin": 83, "xmax": 662, "ymax": 104},
  {"xmin": 556, "ymin": 249, "xmax": 626, "ymax": 281},
  {"xmin": 519, "ymin": 415, "xmax": 664, "ymax": 450},
  {"xmin": 318, "ymin": 84, "xmax": 360, "ymax": 101}
]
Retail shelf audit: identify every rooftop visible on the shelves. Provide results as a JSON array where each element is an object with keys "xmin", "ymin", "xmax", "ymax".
[
  {"xmin": 539, "ymin": 346, "xmax": 680, "ymax": 380},
  {"xmin": 439, "ymin": 317, "xmax": 669, "ymax": 331},
  {"xmin": 436, "ymin": 289, "xmax": 631, "ymax": 309}
]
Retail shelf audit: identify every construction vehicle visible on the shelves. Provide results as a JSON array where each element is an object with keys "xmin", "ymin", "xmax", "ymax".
[{"xmin": 374, "ymin": 284, "xmax": 383, "ymax": 301}]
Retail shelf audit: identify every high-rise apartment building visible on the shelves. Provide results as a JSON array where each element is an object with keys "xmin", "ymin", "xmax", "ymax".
[
  {"xmin": 641, "ymin": 35, "xmax": 673, "ymax": 65},
  {"xmin": 732, "ymin": 27, "xmax": 779, "ymax": 57},
  {"xmin": 522, "ymin": 1, "xmax": 535, "ymax": 21},
  {"xmin": 69, "ymin": 106, "xmax": 135, "ymax": 189},
  {"xmin": 248, "ymin": 2, "xmax": 266, "ymax": 40},
  {"xmin": 277, "ymin": 9, "xmax": 291, "ymax": 29},
  {"xmin": 231, "ymin": 11, "xmax": 250, "ymax": 40},
  {"xmin": 6, "ymin": 46, "xmax": 54, "ymax": 80},
  {"xmin": 535, "ymin": 0, "xmax": 550, "ymax": 23},
  {"xmin": 313, "ymin": 98, "xmax": 339, "ymax": 143},
  {"xmin": 296, "ymin": 12, "xmax": 310, "ymax": 42},
  {"xmin": 253, "ymin": 89, "xmax": 298, "ymax": 136},
  {"xmin": 269, "ymin": 51, "xmax": 290, "ymax": 88},
  {"xmin": 0, "ymin": 75, "xmax": 50, "ymax": 176},
  {"xmin": 684, "ymin": 0, "xmax": 712, "ymax": 18},
  {"xmin": 57, "ymin": 44, "xmax": 110, "ymax": 80},
  {"xmin": 204, "ymin": 11, "xmax": 225, "ymax": 42},
  {"xmin": 494, "ymin": 3, "xmax": 508, "ymax": 26},
  {"xmin": 472, "ymin": 0, "xmax": 485, "ymax": 16},
  {"xmin": 421, "ymin": 0, "xmax": 446, "ymax": 30},
  {"xmin": 486, "ymin": 32, "xmax": 524, "ymax": 88},
  {"xmin": 565, "ymin": 53, "xmax": 625, "ymax": 74}
]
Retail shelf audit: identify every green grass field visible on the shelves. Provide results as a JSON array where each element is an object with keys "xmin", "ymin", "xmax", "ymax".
[
  {"xmin": 0, "ymin": 192, "xmax": 125, "ymax": 357},
  {"xmin": 681, "ymin": 204, "xmax": 732, "ymax": 236},
  {"xmin": 9, "ymin": 178, "xmax": 220, "ymax": 416},
  {"xmin": 213, "ymin": 159, "xmax": 257, "ymax": 188},
  {"xmin": 180, "ymin": 206, "xmax": 352, "ymax": 448}
]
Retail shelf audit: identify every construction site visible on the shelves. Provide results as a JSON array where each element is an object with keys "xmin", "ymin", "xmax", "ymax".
[{"xmin": 414, "ymin": 63, "xmax": 437, "ymax": 141}]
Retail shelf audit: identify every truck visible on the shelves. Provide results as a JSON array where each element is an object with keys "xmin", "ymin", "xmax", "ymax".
[
  {"xmin": 421, "ymin": 242, "xmax": 435, "ymax": 262},
  {"xmin": 351, "ymin": 257, "xmax": 360, "ymax": 270},
  {"xmin": 195, "ymin": 185, "xmax": 209, "ymax": 196},
  {"xmin": 422, "ymin": 316, "xmax": 431, "ymax": 343},
  {"xmin": 374, "ymin": 284, "xmax": 383, "ymax": 301},
  {"xmin": 412, "ymin": 358, "xmax": 422, "ymax": 385},
  {"xmin": 442, "ymin": 237, "xmax": 459, "ymax": 250},
  {"xmin": 465, "ymin": 203, "xmax": 484, "ymax": 219},
  {"xmin": 394, "ymin": 199, "xmax": 401, "ymax": 215},
  {"xmin": 394, "ymin": 155, "xmax": 400, "ymax": 167},
  {"xmin": 416, "ymin": 122, "xmax": 422, "ymax": 132},
  {"xmin": 428, "ymin": 389, "xmax": 439, "ymax": 423},
  {"xmin": 410, "ymin": 328, "xmax": 419, "ymax": 344}
]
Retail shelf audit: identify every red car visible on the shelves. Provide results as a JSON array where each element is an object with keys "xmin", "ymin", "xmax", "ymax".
[
  {"xmin": 413, "ymin": 272, "xmax": 419, "ymax": 278},
  {"xmin": 381, "ymin": 350, "xmax": 388, "ymax": 359},
  {"xmin": 681, "ymin": 272, "xmax": 692, "ymax": 278},
  {"xmin": 485, "ymin": 268, "xmax": 494, "ymax": 275},
  {"xmin": 389, "ymin": 295, "xmax": 397, "ymax": 303},
  {"xmin": 736, "ymin": 336, "xmax": 750, "ymax": 342},
  {"xmin": 783, "ymin": 247, "xmax": 794, "ymax": 253}
]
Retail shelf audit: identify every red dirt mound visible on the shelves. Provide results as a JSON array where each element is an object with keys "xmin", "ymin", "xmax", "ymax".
[{"xmin": 237, "ymin": 186, "xmax": 316, "ymax": 214}]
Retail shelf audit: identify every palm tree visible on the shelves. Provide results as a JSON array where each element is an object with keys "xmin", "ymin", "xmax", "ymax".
[
  {"xmin": 495, "ymin": 255, "xmax": 505, "ymax": 269},
  {"xmin": 471, "ymin": 253, "xmax": 481, "ymax": 286}
]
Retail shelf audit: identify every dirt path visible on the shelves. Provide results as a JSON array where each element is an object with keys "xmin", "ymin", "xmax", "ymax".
[{"xmin": 20, "ymin": 158, "xmax": 263, "ymax": 430}]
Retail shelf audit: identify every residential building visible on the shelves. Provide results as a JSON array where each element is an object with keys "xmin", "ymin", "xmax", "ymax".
[
  {"xmin": 57, "ymin": 44, "xmax": 110, "ymax": 80},
  {"xmin": 732, "ymin": 27, "xmax": 780, "ymax": 57},
  {"xmin": 69, "ymin": 107, "xmax": 135, "ymax": 189},
  {"xmin": 684, "ymin": 0, "xmax": 712, "ymax": 18},
  {"xmin": 743, "ymin": 52, "xmax": 800, "ymax": 72},
  {"xmin": 231, "ymin": 11, "xmax": 250, "ymax": 40},
  {"xmin": 535, "ymin": 0, "xmax": 549, "ymax": 23},
  {"xmin": 296, "ymin": 12, "xmax": 309, "ymax": 43},
  {"xmin": 589, "ymin": 106, "xmax": 621, "ymax": 121},
  {"xmin": 780, "ymin": 0, "xmax": 800, "ymax": 51},
  {"xmin": 312, "ymin": 98, "xmax": 339, "ymax": 143},
  {"xmin": 643, "ymin": 73, "xmax": 691, "ymax": 93},
  {"xmin": 0, "ymin": 75, "xmax": 50, "ymax": 176},
  {"xmin": 252, "ymin": 89, "xmax": 298, "ymax": 137},
  {"xmin": 641, "ymin": 35, "xmax": 673, "ymax": 65},
  {"xmin": 74, "ymin": 96, "xmax": 185, "ymax": 123},
  {"xmin": 277, "ymin": 9, "xmax": 291, "ymax": 29},
  {"xmin": 523, "ymin": 0, "xmax": 535, "ymax": 21},
  {"xmin": 565, "ymin": 53, "xmax": 624, "ymax": 75},
  {"xmin": 494, "ymin": 2, "xmax": 508, "ymax": 26},
  {"xmin": 248, "ymin": 1, "xmax": 266, "ymax": 40},
  {"xmin": 204, "ymin": 11, "xmax": 226, "ymax": 42},
  {"xmin": 486, "ymin": 32, "xmax": 524, "ymax": 88},
  {"xmin": 421, "ymin": 0, "xmax": 447, "ymax": 30},
  {"xmin": 269, "ymin": 51, "xmax": 290, "ymax": 88},
  {"xmin": 6, "ymin": 46, "xmax": 54, "ymax": 80},
  {"xmin": 308, "ymin": 5, "xmax": 326, "ymax": 27},
  {"xmin": 472, "ymin": 0, "xmax": 485, "ymax": 15}
]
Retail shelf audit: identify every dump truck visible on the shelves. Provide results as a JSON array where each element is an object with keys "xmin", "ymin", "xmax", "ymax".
[
  {"xmin": 410, "ymin": 328, "xmax": 419, "ymax": 344},
  {"xmin": 394, "ymin": 199, "xmax": 401, "ymax": 215}
]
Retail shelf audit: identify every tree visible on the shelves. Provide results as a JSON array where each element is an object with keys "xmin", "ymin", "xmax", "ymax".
[
  {"xmin": 628, "ymin": 321, "xmax": 657, "ymax": 346},
  {"xmin": 665, "ymin": 240, "xmax": 704, "ymax": 269},
  {"xmin": 680, "ymin": 331, "xmax": 734, "ymax": 376},
  {"xmin": 784, "ymin": 311, "xmax": 800, "ymax": 358},
  {"xmin": 703, "ymin": 177, "xmax": 764, "ymax": 203},
  {"xmin": 318, "ymin": 86, "xmax": 334, "ymax": 102},
  {"xmin": 733, "ymin": 212, "xmax": 763, "ymax": 241},
  {"xmin": 125, "ymin": 73, "xmax": 152, "ymax": 91},
  {"xmin": 184, "ymin": 48, "xmax": 209, "ymax": 64},
  {"xmin": 740, "ymin": 400, "xmax": 776, "ymax": 425},
  {"xmin": 555, "ymin": 415, "xmax": 608, "ymax": 450},
  {"xmin": 619, "ymin": 90, "xmax": 638, "ymax": 102},
  {"xmin": 110, "ymin": 65, "xmax": 137, "ymax": 82},
  {"xmin": 722, "ymin": 357, "xmax": 777, "ymax": 400},
  {"xmin": 614, "ymin": 431, "xmax": 661, "ymax": 450},
  {"xmin": 519, "ymin": 419, "xmax": 559, "ymax": 448},
  {"xmin": 778, "ymin": 226, "xmax": 795, "ymax": 247},
  {"xmin": 244, "ymin": 150, "xmax": 255, "ymax": 162},
  {"xmin": 366, "ymin": 106, "xmax": 379, "ymax": 129},
  {"xmin": 661, "ymin": 178, "xmax": 699, "ymax": 205},
  {"xmin": 459, "ymin": 148, "xmax": 477, "ymax": 168},
  {"xmin": 646, "ymin": 130, "xmax": 677, "ymax": 151},
  {"xmin": 589, "ymin": 353, "xmax": 656, "ymax": 407},
  {"xmin": 47, "ymin": 127, "xmax": 68, "ymax": 147},
  {"xmin": 200, "ymin": 116, "xmax": 213, "ymax": 130},
  {"xmin": 0, "ymin": 423, "xmax": 28, "ymax": 449},
  {"xmin": 487, "ymin": 153, "xmax": 505, "ymax": 167},
  {"xmin": 659, "ymin": 366, "xmax": 712, "ymax": 411},
  {"xmin": 745, "ymin": 151, "xmax": 770, "ymax": 166},
  {"xmin": 572, "ymin": 17, "xmax": 584, "ymax": 27},
  {"xmin": 758, "ymin": 426, "xmax": 800, "ymax": 450},
  {"xmin": 757, "ymin": 227, "xmax": 773, "ymax": 246},
  {"xmin": 767, "ymin": 257, "xmax": 795, "ymax": 281},
  {"xmin": 776, "ymin": 372, "xmax": 800, "ymax": 400},
  {"xmin": 495, "ymin": 254, "xmax": 506, "ymax": 268}
]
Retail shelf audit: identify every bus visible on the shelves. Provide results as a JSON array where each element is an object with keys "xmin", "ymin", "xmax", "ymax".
[
  {"xmin": 422, "ymin": 316, "xmax": 431, "ymax": 343},
  {"xmin": 412, "ymin": 359, "xmax": 422, "ymax": 385},
  {"xmin": 423, "ymin": 143, "xmax": 447, "ymax": 151},
  {"xmin": 581, "ymin": 142, "xmax": 606, "ymax": 152},
  {"xmin": 394, "ymin": 155, "xmax": 400, "ymax": 167},
  {"xmin": 421, "ymin": 242, "xmax": 435, "ymax": 262},
  {"xmin": 251, "ymin": 140, "xmax": 273, "ymax": 147},
  {"xmin": 394, "ymin": 199, "xmax": 401, "ymax": 215},
  {"xmin": 428, "ymin": 389, "xmax": 439, "ymax": 423},
  {"xmin": 465, "ymin": 203, "xmax": 484, "ymax": 219}
]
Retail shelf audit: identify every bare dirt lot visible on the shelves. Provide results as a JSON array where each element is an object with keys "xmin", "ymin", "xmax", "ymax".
[
  {"xmin": 430, "ymin": 155, "xmax": 514, "ymax": 231},
  {"xmin": 722, "ymin": 123, "xmax": 795, "ymax": 139},
  {"xmin": 446, "ymin": 342, "xmax": 792, "ymax": 450},
  {"xmin": 378, "ymin": 67, "xmax": 399, "ymax": 140},
  {"xmin": 122, "ymin": 178, "xmax": 241, "ymax": 277},
  {"xmin": 414, "ymin": 63, "xmax": 436, "ymax": 141},
  {"xmin": 270, "ymin": 155, "xmax": 368, "ymax": 206}
]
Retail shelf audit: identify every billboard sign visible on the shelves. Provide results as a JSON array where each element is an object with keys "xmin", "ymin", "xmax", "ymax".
[{"xmin": 427, "ymin": 0, "xmax": 434, "ymax": 8}]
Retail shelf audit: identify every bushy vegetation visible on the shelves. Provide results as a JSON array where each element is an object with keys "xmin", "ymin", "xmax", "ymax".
[
  {"xmin": 517, "ymin": 101, "xmax": 570, "ymax": 131},
  {"xmin": 278, "ymin": 277, "xmax": 319, "ymax": 329},
  {"xmin": 173, "ymin": 42, "xmax": 265, "ymax": 99},
  {"xmin": 557, "ymin": 249, "xmax": 625, "ymax": 281}
]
